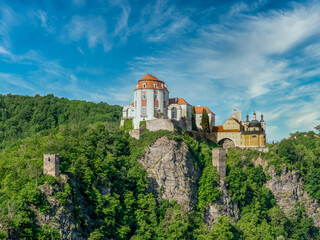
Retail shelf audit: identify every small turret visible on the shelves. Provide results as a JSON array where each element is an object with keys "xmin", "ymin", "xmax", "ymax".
[
  {"xmin": 244, "ymin": 113, "xmax": 249, "ymax": 131},
  {"xmin": 252, "ymin": 112, "xmax": 257, "ymax": 121},
  {"xmin": 260, "ymin": 113, "xmax": 266, "ymax": 132}
]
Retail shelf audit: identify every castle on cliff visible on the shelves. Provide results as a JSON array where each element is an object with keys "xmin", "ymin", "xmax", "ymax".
[{"xmin": 121, "ymin": 74, "xmax": 267, "ymax": 151}]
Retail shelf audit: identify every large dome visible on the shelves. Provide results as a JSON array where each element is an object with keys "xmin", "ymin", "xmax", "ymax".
[
  {"xmin": 135, "ymin": 74, "xmax": 168, "ymax": 92},
  {"xmin": 248, "ymin": 120, "xmax": 261, "ymax": 128}
]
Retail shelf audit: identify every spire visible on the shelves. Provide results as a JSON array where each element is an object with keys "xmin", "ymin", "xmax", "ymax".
[
  {"xmin": 246, "ymin": 113, "xmax": 249, "ymax": 122},
  {"xmin": 253, "ymin": 112, "xmax": 256, "ymax": 121},
  {"xmin": 260, "ymin": 113, "xmax": 264, "ymax": 122}
]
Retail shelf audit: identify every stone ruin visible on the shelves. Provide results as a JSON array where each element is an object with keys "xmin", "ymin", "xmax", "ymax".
[
  {"xmin": 43, "ymin": 154, "xmax": 60, "ymax": 177},
  {"xmin": 212, "ymin": 148, "xmax": 226, "ymax": 179}
]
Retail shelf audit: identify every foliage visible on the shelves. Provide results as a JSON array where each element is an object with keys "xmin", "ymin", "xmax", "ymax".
[
  {"xmin": 1, "ymin": 94, "xmax": 320, "ymax": 239},
  {"xmin": 140, "ymin": 120, "xmax": 146, "ymax": 127},
  {"xmin": 197, "ymin": 165, "xmax": 221, "ymax": 211},
  {"xmin": 201, "ymin": 109, "xmax": 210, "ymax": 132},
  {"xmin": 266, "ymin": 130, "xmax": 320, "ymax": 202},
  {"xmin": 208, "ymin": 216, "xmax": 242, "ymax": 240},
  {"xmin": 123, "ymin": 119, "xmax": 133, "ymax": 131},
  {"xmin": 0, "ymin": 94, "xmax": 122, "ymax": 148},
  {"xmin": 37, "ymin": 225, "xmax": 61, "ymax": 240},
  {"xmin": 191, "ymin": 106, "xmax": 197, "ymax": 131},
  {"xmin": 225, "ymin": 147, "xmax": 319, "ymax": 239},
  {"xmin": 278, "ymin": 140, "xmax": 296, "ymax": 163}
]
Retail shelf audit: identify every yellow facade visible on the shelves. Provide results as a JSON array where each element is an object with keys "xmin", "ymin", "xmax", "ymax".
[
  {"xmin": 240, "ymin": 134, "xmax": 266, "ymax": 147},
  {"xmin": 223, "ymin": 119, "xmax": 241, "ymax": 130},
  {"xmin": 213, "ymin": 115, "xmax": 267, "ymax": 150}
]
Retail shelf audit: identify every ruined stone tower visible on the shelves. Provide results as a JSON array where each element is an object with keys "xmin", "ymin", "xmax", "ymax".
[
  {"xmin": 212, "ymin": 148, "xmax": 226, "ymax": 179},
  {"xmin": 43, "ymin": 154, "xmax": 60, "ymax": 177}
]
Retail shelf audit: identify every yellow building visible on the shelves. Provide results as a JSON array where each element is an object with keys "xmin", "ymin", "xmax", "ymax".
[{"xmin": 212, "ymin": 110, "xmax": 268, "ymax": 152}]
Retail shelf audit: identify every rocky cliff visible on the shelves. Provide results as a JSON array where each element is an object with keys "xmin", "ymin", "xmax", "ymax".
[
  {"xmin": 252, "ymin": 156, "xmax": 320, "ymax": 226},
  {"xmin": 33, "ymin": 174, "xmax": 92, "ymax": 239},
  {"xmin": 138, "ymin": 136, "xmax": 200, "ymax": 210},
  {"xmin": 204, "ymin": 181, "xmax": 239, "ymax": 225},
  {"xmin": 266, "ymin": 166, "xmax": 320, "ymax": 226}
]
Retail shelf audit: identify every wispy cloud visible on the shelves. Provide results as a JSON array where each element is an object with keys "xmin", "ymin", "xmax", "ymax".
[
  {"xmin": 110, "ymin": 0, "xmax": 131, "ymax": 41},
  {"xmin": 127, "ymin": 1, "xmax": 320, "ymax": 140},
  {"xmin": 133, "ymin": 0, "xmax": 194, "ymax": 42},
  {"xmin": 1, "ymin": 0, "xmax": 320, "ymax": 141},
  {"xmin": 0, "ymin": 73, "xmax": 36, "ymax": 92},
  {"xmin": 61, "ymin": 0, "xmax": 131, "ymax": 51},
  {"xmin": 0, "ymin": 2, "xmax": 19, "ymax": 49},
  {"xmin": 62, "ymin": 15, "xmax": 111, "ymax": 51},
  {"xmin": 73, "ymin": 0, "xmax": 86, "ymax": 7}
]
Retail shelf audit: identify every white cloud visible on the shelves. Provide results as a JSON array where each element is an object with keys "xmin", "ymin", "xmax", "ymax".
[
  {"xmin": 126, "ymin": 1, "xmax": 320, "ymax": 141},
  {"xmin": 62, "ymin": 0, "xmax": 132, "ymax": 51},
  {"xmin": 35, "ymin": 10, "xmax": 47, "ymax": 29},
  {"xmin": 0, "ymin": 45, "xmax": 10, "ymax": 56},
  {"xmin": 0, "ymin": 73, "xmax": 36, "ymax": 92},
  {"xmin": 110, "ymin": 0, "xmax": 131, "ymax": 41},
  {"xmin": 0, "ymin": 3, "xmax": 19, "ymax": 49},
  {"xmin": 62, "ymin": 15, "xmax": 111, "ymax": 51},
  {"xmin": 73, "ymin": 0, "xmax": 85, "ymax": 7},
  {"xmin": 133, "ymin": 0, "xmax": 193, "ymax": 42}
]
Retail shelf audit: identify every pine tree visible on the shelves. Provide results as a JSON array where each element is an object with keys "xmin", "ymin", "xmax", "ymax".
[
  {"xmin": 191, "ymin": 106, "xmax": 197, "ymax": 131},
  {"xmin": 201, "ymin": 109, "xmax": 210, "ymax": 132}
]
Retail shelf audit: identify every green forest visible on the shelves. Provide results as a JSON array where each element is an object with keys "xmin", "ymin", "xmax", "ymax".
[{"xmin": 0, "ymin": 94, "xmax": 320, "ymax": 239}]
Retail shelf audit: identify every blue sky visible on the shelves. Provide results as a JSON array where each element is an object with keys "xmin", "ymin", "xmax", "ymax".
[{"xmin": 1, "ymin": 0, "xmax": 320, "ymax": 141}]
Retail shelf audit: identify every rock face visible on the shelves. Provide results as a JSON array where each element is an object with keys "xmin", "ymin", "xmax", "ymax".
[
  {"xmin": 266, "ymin": 166, "xmax": 320, "ymax": 226},
  {"xmin": 138, "ymin": 136, "xmax": 200, "ymax": 210},
  {"xmin": 204, "ymin": 181, "xmax": 239, "ymax": 225},
  {"xmin": 34, "ymin": 174, "xmax": 91, "ymax": 239}
]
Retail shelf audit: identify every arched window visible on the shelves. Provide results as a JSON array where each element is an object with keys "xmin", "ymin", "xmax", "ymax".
[
  {"xmin": 171, "ymin": 107, "xmax": 177, "ymax": 119},
  {"xmin": 143, "ymin": 83, "xmax": 147, "ymax": 88}
]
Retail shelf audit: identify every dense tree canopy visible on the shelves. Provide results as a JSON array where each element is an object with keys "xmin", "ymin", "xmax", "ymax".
[{"xmin": 0, "ymin": 94, "xmax": 319, "ymax": 239}]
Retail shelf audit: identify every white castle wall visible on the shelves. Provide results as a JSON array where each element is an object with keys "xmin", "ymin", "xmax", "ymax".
[
  {"xmin": 133, "ymin": 88, "xmax": 169, "ymax": 129},
  {"xmin": 146, "ymin": 119, "xmax": 174, "ymax": 131}
]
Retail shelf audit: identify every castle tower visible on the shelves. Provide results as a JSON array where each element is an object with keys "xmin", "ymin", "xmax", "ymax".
[
  {"xmin": 232, "ymin": 110, "xmax": 242, "ymax": 122},
  {"xmin": 43, "ymin": 154, "xmax": 60, "ymax": 177},
  {"xmin": 133, "ymin": 74, "xmax": 169, "ymax": 129},
  {"xmin": 212, "ymin": 148, "xmax": 226, "ymax": 179}
]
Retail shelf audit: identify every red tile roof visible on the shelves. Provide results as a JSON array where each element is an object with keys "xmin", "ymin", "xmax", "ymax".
[
  {"xmin": 131, "ymin": 102, "xmax": 134, "ymax": 107},
  {"xmin": 212, "ymin": 125, "xmax": 239, "ymax": 132},
  {"xmin": 139, "ymin": 73, "xmax": 161, "ymax": 81},
  {"xmin": 195, "ymin": 106, "xmax": 213, "ymax": 114},
  {"xmin": 135, "ymin": 74, "xmax": 168, "ymax": 92},
  {"xmin": 227, "ymin": 117, "xmax": 242, "ymax": 125},
  {"xmin": 169, "ymin": 98, "xmax": 190, "ymax": 105}
]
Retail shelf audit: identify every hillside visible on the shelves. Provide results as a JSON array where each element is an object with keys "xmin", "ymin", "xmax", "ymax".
[{"xmin": 0, "ymin": 94, "xmax": 320, "ymax": 239}]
